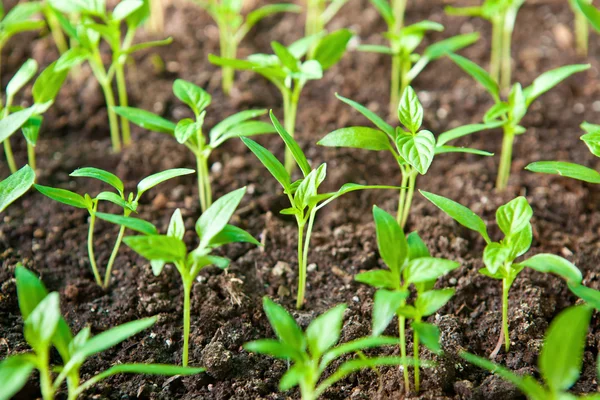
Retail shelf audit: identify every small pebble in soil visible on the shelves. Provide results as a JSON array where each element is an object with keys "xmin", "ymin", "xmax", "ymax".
[
  {"xmin": 272, "ymin": 261, "xmax": 291, "ymax": 277},
  {"xmin": 574, "ymin": 103, "xmax": 585, "ymax": 114}
]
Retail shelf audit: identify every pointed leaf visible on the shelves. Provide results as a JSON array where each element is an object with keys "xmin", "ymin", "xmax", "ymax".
[
  {"xmin": 416, "ymin": 288, "xmax": 455, "ymax": 316},
  {"xmin": 496, "ymin": 197, "xmax": 532, "ymax": 236},
  {"xmin": 318, "ymin": 127, "xmax": 391, "ymax": 151},
  {"xmin": 77, "ymin": 317, "xmax": 157, "ymax": 358},
  {"xmin": 173, "ymin": 79, "xmax": 211, "ymax": 116},
  {"xmin": 0, "ymin": 107, "xmax": 37, "ymax": 143},
  {"xmin": 526, "ymin": 161, "xmax": 600, "ymax": 184},
  {"xmin": 137, "ymin": 168, "xmax": 195, "ymax": 196},
  {"xmin": 335, "ymin": 93, "xmax": 394, "ymax": 137},
  {"xmin": 262, "ymin": 297, "xmax": 305, "ymax": 351},
  {"xmin": 70, "ymin": 167, "xmax": 124, "ymax": 194},
  {"xmin": 24, "ymin": 292, "xmax": 61, "ymax": 351},
  {"xmin": 449, "ymin": 53, "xmax": 499, "ymax": 101},
  {"xmin": 241, "ymin": 137, "xmax": 291, "ymax": 192},
  {"xmin": 0, "ymin": 355, "xmax": 35, "ymax": 400},
  {"xmin": 210, "ymin": 109, "xmax": 268, "ymax": 141},
  {"xmin": 483, "ymin": 243, "xmax": 511, "ymax": 274},
  {"xmin": 405, "ymin": 257, "xmax": 459, "ymax": 284},
  {"xmin": 396, "ymin": 130, "xmax": 435, "ymax": 174},
  {"xmin": 114, "ymin": 107, "xmax": 176, "ymax": 134},
  {"xmin": 398, "ymin": 87, "xmax": 423, "ymax": 133},
  {"xmin": 372, "ymin": 289, "xmax": 409, "ymax": 336},
  {"xmin": 524, "ymin": 64, "xmax": 590, "ymax": 106},
  {"xmin": 269, "ymin": 111, "xmax": 311, "ymax": 176},
  {"xmin": 208, "ymin": 224, "xmax": 260, "ymax": 247},
  {"xmin": 306, "ymin": 304, "xmax": 346, "ymax": 358},
  {"xmin": 196, "ymin": 187, "xmax": 246, "ymax": 248},
  {"xmin": 412, "ymin": 321, "xmax": 442, "ymax": 354},
  {"xmin": 34, "ymin": 184, "xmax": 91, "ymax": 209},
  {"xmin": 0, "ymin": 165, "xmax": 35, "ymax": 212},
  {"xmin": 581, "ymin": 131, "xmax": 600, "ymax": 158},
  {"xmin": 520, "ymin": 254, "xmax": 582, "ymax": 284},
  {"xmin": 312, "ymin": 29, "xmax": 352, "ymax": 70},
  {"xmin": 95, "ymin": 213, "xmax": 158, "ymax": 235},
  {"xmin": 373, "ymin": 205, "xmax": 407, "ymax": 274},
  {"xmin": 124, "ymin": 235, "xmax": 187, "ymax": 261},
  {"xmin": 6, "ymin": 59, "xmax": 37, "ymax": 100},
  {"xmin": 355, "ymin": 269, "xmax": 396, "ymax": 289}
]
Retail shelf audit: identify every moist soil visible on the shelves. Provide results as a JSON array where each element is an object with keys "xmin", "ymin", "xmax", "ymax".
[{"xmin": 2, "ymin": 0, "xmax": 600, "ymax": 398}]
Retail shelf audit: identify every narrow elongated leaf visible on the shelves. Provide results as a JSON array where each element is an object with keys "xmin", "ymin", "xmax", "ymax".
[
  {"xmin": 369, "ymin": 0, "xmax": 394, "ymax": 26},
  {"xmin": 96, "ymin": 192, "xmax": 132, "ymax": 210},
  {"xmin": 396, "ymin": 130, "xmax": 435, "ymax": 174},
  {"xmin": 96, "ymin": 213, "xmax": 158, "ymax": 235},
  {"xmin": 372, "ymin": 289, "xmax": 409, "ymax": 336},
  {"xmin": 34, "ymin": 184, "xmax": 90, "ymax": 209},
  {"xmin": 355, "ymin": 269, "xmax": 396, "ymax": 289},
  {"xmin": 87, "ymin": 363, "xmax": 204, "ymax": 391},
  {"xmin": 581, "ymin": 131, "xmax": 600, "ymax": 157},
  {"xmin": 405, "ymin": 257, "xmax": 459, "ymax": 283},
  {"xmin": 335, "ymin": 94, "xmax": 394, "ymax": 137},
  {"xmin": 357, "ymin": 44, "xmax": 394, "ymax": 54},
  {"xmin": 112, "ymin": 0, "xmax": 143, "ymax": 21},
  {"xmin": 520, "ymin": 254, "xmax": 582, "ymax": 284},
  {"xmin": 306, "ymin": 304, "xmax": 346, "ymax": 358},
  {"xmin": 435, "ymin": 146, "xmax": 493, "ymax": 156},
  {"xmin": 123, "ymin": 39, "xmax": 173, "ymax": 55},
  {"xmin": 241, "ymin": 137, "xmax": 291, "ymax": 192},
  {"xmin": 262, "ymin": 297, "xmax": 305, "ymax": 351},
  {"xmin": 124, "ymin": 235, "xmax": 187, "ymax": 261},
  {"xmin": 211, "ymin": 121, "xmax": 275, "ymax": 147},
  {"xmin": 70, "ymin": 167, "xmax": 124, "ymax": 194},
  {"xmin": 32, "ymin": 61, "xmax": 68, "ymax": 104},
  {"xmin": 279, "ymin": 363, "xmax": 304, "ymax": 391},
  {"xmin": 449, "ymin": 53, "xmax": 499, "ymax": 101},
  {"xmin": 245, "ymin": 4, "xmax": 301, "ymax": 31},
  {"xmin": 320, "ymin": 336, "xmax": 400, "ymax": 370},
  {"xmin": 196, "ymin": 187, "xmax": 246, "ymax": 248},
  {"xmin": 0, "ymin": 355, "xmax": 35, "ymax": 400},
  {"xmin": 525, "ymin": 161, "xmax": 600, "ymax": 183},
  {"xmin": 568, "ymin": 283, "xmax": 600, "ymax": 310},
  {"xmin": 313, "ymin": 183, "xmax": 398, "ymax": 209},
  {"xmin": 373, "ymin": 205, "xmax": 406, "ymax": 274},
  {"xmin": 436, "ymin": 121, "xmax": 503, "ymax": 147},
  {"xmin": 269, "ymin": 111, "xmax": 311, "ymax": 176},
  {"xmin": 6, "ymin": 59, "xmax": 37, "ymax": 100},
  {"xmin": 318, "ymin": 127, "xmax": 391, "ymax": 151},
  {"xmin": 0, "ymin": 165, "xmax": 35, "ymax": 212},
  {"xmin": 0, "ymin": 107, "xmax": 37, "ymax": 143},
  {"xmin": 412, "ymin": 321, "xmax": 442, "ymax": 354},
  {"xmin": 77, "ymin": 317, "xmax": 157, "ymax": 358},
  {"xmin": 210, "ymin": 109, "xmax": 268, "ymax": 141},
  {"xmin": 24, "ymin": 292, "xmax": 61, "ymax": 351},
  {"xmin": 398, "ymin": 87, "xmax": 423, "ymax": 133},
  {"xmin": 243, "ymin": 339, "xmax": 303, "ymax": 361},
  {"xmin": 496, "ymin": 197, "xmax": 532, "ymax": 237},
  {"xmin": 524, "ymin": 64, "xmax": 590, "ymax": 106},
  {"xmin": 577, "ymin": 0, "xmax": 600, "ymax": 32},
  {"xmin": 114, "ymin": 107, "xmax": 176, "ymax": 134},
  {"xmin": 423, "ymin": 33, "xmax": 480, "ymax": 60},
  {"xmin": 271, "ymin": 41, "xmax": 299, "ymax": 71},
  {"xmin": 208, "ymin": 54, "xmax": 257, "ymax": 70},
  {"xmin": 137, "ymin": 168, "xmax": 195, "ymax": 196},
  {"xmin": 209, "ymin": 224, "xmax": 260, "ymax": 247},
  {"xmin": 173, "ymin": 79, "xmax": 211, "ymax": 116},
  {"xmin": 407, "ymin": 231, "xmax": 430, "ymax": 260},
  {"xmin": 312, "ymin": 29, "xmax": 352, "ymax": 70}
]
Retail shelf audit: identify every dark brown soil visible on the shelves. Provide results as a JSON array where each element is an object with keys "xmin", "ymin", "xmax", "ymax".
[{"xmin": 2, "ymin": 0, "xmax": 600, "ymax": 398}]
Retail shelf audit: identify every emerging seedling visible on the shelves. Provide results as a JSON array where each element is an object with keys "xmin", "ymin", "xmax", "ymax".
[
  {"xmin": 319, "ymin": 86, "xmax": 497, "ymax": 227},
  {"xmin": 449, "ymin": 53, "xmax": 589, "ymax": 190},
  {"xmin": 191, "ymin": 0, "xmax": 300, "ymax": 94},
  {"xmin": 35, "ymin": 167, "xmax": 194, "ymax": 288},
  {"xmin": 421, "ymin": 191, "xmax": 588, "ymax": 355},
  {"xmin": 571, "ymin": 0, "xmax": 592, "ymax": 56},
  {"xmin": 304, "ymin": 0, "xmax": 349, "ymax": 37},
  {"xmin": 359, "ymin": 6, "xmax": 479, "ymax": 113},
  {"xmin": 99, "ymin": 187, "xmax": 259, "ymax": 366},
  {"xmin": 0, "ymin": 265, "xmax": 203, "ymax": 400},
  {"xmin": 356, "ymin": 206, "xmax": 458, "ymax": 393},
  {"xmin": 0, "ymin": 165, "xmax": 35, "ymax": 212},
  {"xmin": 209, "ymin": 30, "xmax": 352, "ymax": 173},
  {"xmin": 244, "ymin": 111, "xmax": 398, "ymax": 309},
  {"xmin": 0, "ymin": 59, "xmax": 68, "ymax": 173},
  {"xmin": 52, "ymin": 0, "xmax": 172, "ymax": 151},
  {"xmin": 446, "ymin": 0, "xmax": 525, "ymax": 89},
  {"xmin": 114, "ymin": 79, "xmax": 275, "ymax": 212},
  {"xmin": 461, "ymin": 305, "xmax": 593, "ymax": 400},
  {"xmin": 244, "ymin": 296, "xmax": 410, "ymax": 400}
]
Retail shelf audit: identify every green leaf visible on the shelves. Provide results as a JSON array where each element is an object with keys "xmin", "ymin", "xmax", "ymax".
[
  {"xmin": 55, "ymin": 47, "xmax": 89, "ymax": 72},
  {"xmin": 312, "ymin": 29, "xmax": 352, "ymax": 70},
  {"xmin": 124, "ymin": 235, "xmax": 187, "ymax": 262},
  {"xmin": 369, "ymin": 0, "xmax": 394, "ymax": 26},
  {"xmin": 96, "ymin": 192, "xmax": 133, "ymax": 211},
  {"xmin": 568, "ymin": 283, "xmax": 600, "ymax": 310},
  {"xmin": 357, "ymin": 44, "xmax": 394, "ymax": 54},
  {"xmin": 208, "ymin": 54, "xmax": 258, "ymax": 71},
  {"xmin": 137, "ymin": 168, "xmax": 195, "ymax": 196},
  {"xmin": 0, "ymin": 107, "xmax": 37, "ymax": 143},
  {"xmin": 21, "ymin": 115, "xmax": 42, "ymax": 146},
  {"xmin": 577, "ymin": 0, "xmax": 600, "ymax": 32},
  {"xmin": 372, "ymin": 289, "xmax": 409, "ymax": 336},
  {"xmin": 436, "ymin": 121, "xmax": 503, "ymax": 147},
  {"xmin": 123, "ymin": 37, "xmax": 173, "ymax": 55},
  {"xmin": 484, "ymin": 102, "xmax": 510, "ymax": 122},
  {"xmin": 0, "ymin": 165, "xmax": 35, "ymax": 213},
  {"xmin": 496, "ymin": 197, "xmax": 532, "ymax": 237},
  {"xmin": 262, "ymin": 297, "xmax": 305, "ymax": 351},
  {"xmin": 396, "ymin": 130, "xmax": 435, "ymax": 174},
  {"xmin": 173, "ymin": 79, "xmax": 211, "ymax": 116},
  {"xmin": 373, "ymin": 205, "xmax": 407, "ymax": 275},
  {"xmin": 271, "ymin": 41, "xmax": 299, "ymax": 71},
  {"xmin": 70, "ymin": 167, "xmax": 124, "ymax": 194},
  {"xmin": 435, "ymin": 146, "xmax": 493, "ymax": 156},
  {"xmin": 312, "ymin": 183, "xmax": 399, "ymax": 209},
  {"xmin": 525, "ymin": 161, "xmax": 600, "ymax": 184},
  {"xmin": 416, "ymin": 288, "xmax": 455, "ymax": 316},
  {"xmin": 24, "ymin": 292, "xmax": 61, "ymax": 351},
  {"xmin": 113, "ymin": 107, "xmax": 176, "ymax": 134},
  {"xmin": 210, "ymin": 109, "xmax": 268, "ymax": 141},
  {"xmin": 520, "ymin": 254, "xmax": 582, "ymax": 285},
  {"xmin": 196, "ymin": 187, "xmax": 246, "ymax": 248},
  {"xmin": 241, "ymin": 137, "xmax": 291, "ymax": 193},
  {"xmin": 423, "ymin": 33, "xmax": 480, "ymax": 61},
  {"xmin": 320, "ymin": 336, "xmax": 400, "ymax": 370},
  {"xmin": 6, "ymin": 59, "xmax": 37, "ymax": 100},
  {"xmin": 354, "ymin": 269, "xmax": 396, "ymax": 289},
  {"xmin": 581, "ymin": 131, "xmax": 600, "ymax": 158},
  {"xmin": 32, "ymin": 61, "xmax": 68, "ymax": 104},
  {"xmin": 278, "ymin": 363, "xmax": 304, "ymax": 391},
  {"xmin": 95, "ymin": 213, "xmax": 158, "ymax": 235},
  {"xmin": 112, "ymin": 0, "xmax": 143, "ymax": 21},
  {"xmin": 483, "ymin": 243, "xmax": 511, "ymax": 275},
  {"xmin": 0, "ymin": 355, "xmax": 35, "ymax": 400},
  {"xmin": 306, "ymin": 304, "xmax": 346, "ymax": 358},
  {"xmin": 412, "ymin": 321, "xmax": 442, "ymax": 354},
  {"xmin": 420, "ymin": 191, "xmax": 490, "ymax": 243},
  {"xmin": 524, "ymin": 64, "xmax": 590, "ymax": 106},
  {"xmin": 539, "ymin": 305, "xmax": 592, "ymax": 393},
  {"xmin": 174, "ymin": 118, "xmax": 199, "ymax": 144},
  {"xmin": 397, "ymin": 87, "xmax": 423, "ymax": 133},
  {"xmin": 335, "ymin": 93, "xmax": 394, "ymax": 137},
  {"xmin": 167, "ymin": 209, "xmax": 185, "ymax": 240},
  {"xmin": 210, "ymin": 121, "xmax": 275, "ymax": 148},
  {"xmin": 243, "ymin": 339, "xmax": 302, "ymax": 361},
  {"xmin": 269, "ymin": 111, "xmax": 311, "ymax": 176},
  {"xmin": 407, "ymin": 231, "xmax": 430, "ymax": 260},
  {"xmin": 449, "ymin": 53, "xmax": 499, "ymax": 102},
  {"xmin": 208, "ymin": 224, "xmax": 260, "ymax": 247},
  {"xmin": 318, "ymin": 127, "xmax": 391, "ymax": 151},
  {"xmin": 34, "ymin": 184, "xmax": 91, "ymax": 210},
  {"xmin": 245, "ymin": 4, "xmax": 301, "ymax": 31},
  {"xmin": 405, "ymin": 257, "xmax": 459, "ymax": 284},
  {"xmin": 294, "ymin": 164, "xmax": 326, "ymax": 209}
]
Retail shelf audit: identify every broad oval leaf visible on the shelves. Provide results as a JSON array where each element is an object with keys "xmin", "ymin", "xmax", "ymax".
[
  {"xmin": 396, "ymin": 130, "xmax": 435, "ymax": 174},
  {"xmin": 525, "ymin": 161, "xmax": 600, "ymax": 184},
  {"xmin": 520, "ymin": 254, "xmax": 583, "ymax": 285},
  {"xmin": 70, "ymin": 167, "xmax": 124, "ymax": 194},
  {"xmin": 95, "ymin": 213, "xmax": 158, "ymax": 235},
  {"xmin": 137, "ymin": 168, "xmax": 195, "ymax": 197},
  {"xmin": 114, "ymin": 106, "xmax": 176, "ymax": 134},
  {"xmin": 306, "ymin": 304, "xmax": 346, "ymax": 358},
  {"xmin": 411, "ymin": 321, "xmax": 442, "ymax": 354},
  {"xmin": 124, "ymin": 235, "xmax": 187, "ymax": 262},
  {"xmin": 373, "ymin": 205, "xmax": 407, "ymax": 275},
  {"xmin": 0, "ymin": 355, "xmax": 36, "ymax": 400},
  {"xmin": 398, "ymin": 87, "xmax": 423, "ymax": 134},
  {"xmin": 581, "ymin": 131, "xmax": 600, "ymax": 158},
  {"xmin": 483, "ymin": 243, "xmax": 511, "ymax": 275},
  {"xmin": 35, "ymin": 184, "xmax": 91, "ymax": 210},
  {"xmin": 0, "ymin": 165, "xmax": 35, "ymax": 212},
  {"xmin": 24, "ymin": 292, "xmax": 61, "ymax": 351},
  {"xmin": 372, "ymin": 289, "xmax": 409, "ymax": 336},
  {"xmin": 496, "ymin": 196, "xmax": 533, "ymax": 237},
  {"xmin": 354, "ymin": 269, "xmax": 396, "ymax": 289},
  {"xmin": 405, "ymin": 257, "xmax": 459, "ymax": 284},
  {"xmin": 416, "ymin": 288, "xmax": 455, "ymax": 317},
  {"xmin": 6, "ymin": 59, "xmax": 37, "ymax": 100},
  {"xmin": 262, "ymin": 297, "xmax": 305, "ymax": 351},
  {"xmin": 32, "ymin": 61, "xmax": 69, "ymax": 104},
  {"xmin": 0, "ymin": 107, "xmax": 37, "ymax": 143},
  {"xmin": 196, "ymin": 187, "xmax": 246, "ymax": 249},
  {"xmin": 175, "ymin": 118, "xmax": 199, "ymax": 144},
  {"xmin": 173, "ymin": 79, "xmax": 211, "ymax": 116},
  {"xmin": 312, "ymin": 29, "xmax": 352, "ymax": 70},
  {"xmin": 318, "ymin": 127, "xmax": 391, "ymax": 151}
]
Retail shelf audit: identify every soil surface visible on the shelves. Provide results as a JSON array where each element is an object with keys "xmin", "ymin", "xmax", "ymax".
[{"xmin": 2, "ymin": 0, "xmax": 600, "ymax": 399}]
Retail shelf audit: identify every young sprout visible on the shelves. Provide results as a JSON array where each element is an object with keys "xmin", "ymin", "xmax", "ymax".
[
  {"xmin": 304, "ymin": 0, "xmax": 349, "ymax": 37},
  {"xmin": 0, "ymin": 165, "xmax": 35, "ymax": 212},
  {"xmin": 360, "ymin": 4, "xmax": 479, "ymax": 113},
  {"xmin": 0, "ymin": 265, "xmax": 203, "ymax": 400},
  {"xmin": 243, "ymin": 111, "xmax": 399, "ymax": 309},
  {"xmin": 209, "ymin": 30, "xmax": 352, "ymax": 173},
  {"xmin": 356, "ymin": 205, "xmax": 458, "ymax": 393},
  {"xmin": 114, "ymin": 79, "xmax": 275, "ymax": 212},
  {"xmin": 449, "ymin": 53, "xmax": 589, "ymax": 190},
  {"xmin": 571, "ymin": 0, "xmax": 592, "ymax": 56},
  {"xmin": 244, "ymin": 296, "xmax": 410, "ymax": 400},
  {"xmin": 461, "ymin": 305, "xmax": 593, "ymax": 400},
  {"xmin": 0, "ymin": 59, "xmax": 68, "ymax": 173},
  {"xmin": 148, "ymin": 0, "xmax": 164, "ymax": 33},
  {"xmin": 421, "ymin": 191, "xmax": 587, "ymax": 355},
  {"xmin": 319, "ymin": 86, "xmax": 497, "ymax": 227},
  {"xmin": 446, "ymin": 0, "xmax": 525, "ymax": 90},
  {"xmin": 191, "ymin": 1, "xmax": 300, "ymax": 94},
  {"xmin": 34, "ymin": 167, "xmax": 194, "ymax": 289},
  {"xmin": 52, "ymin": 0, "xmax": 172, "ymax": 151},
  {"xmin": 98, "ymin": 187, "xmax": 259, "ymax": 366}
]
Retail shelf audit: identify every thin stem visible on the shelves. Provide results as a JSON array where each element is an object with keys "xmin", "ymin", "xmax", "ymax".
[
  {"xmin": 197, "ymin": 155, "xmax": 208, "ymax": 212},
  {"xmin": 396, "ymin": 167, "xmax": 408, "ymax": 225},
  {"xmin": 575, "ymin": 8, "xmax": 589, "ymax": 56},
  {"xmin": 305, "ymin": 0, "xmax": 324, "ymax": 37},
  {"xmin": 296, "ymin": 220, "xmax": 306, "ymax": 309},
  {"xmin": 87, "ymin": 205, "xmax": 104, "ymax": 287},
  {"xmin": 102, "ymin": 219, "xmax": 128, "ymax": 289},
  {"xmin": 393, "ymin": 0, "xmax": 407, "ymax": 31},
  {"xmin": 500, "ymin": 9, "xmax": 515, "ymax": 91},
  {"xmin": 298, "ymin": 208, "xmax": 317, "ymax": 309},
  {"xmin": 502, "ymin": 277, "xmax": 511, "ymax": 352},
  {"xmin": 490, "ymin": 16, "xmax": 503, "ymax": 84},
  {"xmin": 3, "ymin": 139, "xmax": 17, "ymax": 173},
  {"xmin": 115, "ymin": 64, "xmax": 131, "ymax": 146},
  {"xmin": 38, "ymin": 350, "xmax": 55, "ymax": 400},
  {"xmin": 496, "ymin": 125, "xmax": 515, "ymax": 190},
  {"xmin": 90, "ymin": 55, "xmax": 121, "ymax": 152},
  {"xmin": 283, "ymin": 85, "xmax": 301, "ymax": 174},
  {"xmin": 27, "ymin": 143, "xmax": 36, "ymax": 171},
  {"xmin": 202, "ymin": 156, "xmax": 212, "ymax": 208},
  {"xmin": 413, "ymin": 324, "xmax": 420, "ymax": 393},
  {"xmin": 44, "ymin": 8, "xmax": 68, "ymax": 54},
  {"xmin": 220, "ymin": 26, "xmax": 237, "ymax": 95},
  {"xmin": 390, "ymin": 53, "xmax": 402, "ymax": 116},
  {"xmin": 399, "ymin": 316, "xmax": 410, "ymax": 394},
  {"xmin": 400, "ymin": 170, "xmax": 417, "ymax": 228},
  {"xmin": 148, "ymin": 0, "xmax": 165, "ymax": 33},
  {"xmin": 182, "ymin": 279, "xmax": 192, "ymax": 366},
  {"xmin": 399, "ymin": 57, "xmax": 411, "ymax": 106}
]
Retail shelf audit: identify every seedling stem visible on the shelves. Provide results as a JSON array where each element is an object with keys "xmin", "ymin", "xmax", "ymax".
[
  {"xmin": 497, "ymin": 126, "xmax": 515, "ymax": 190},
  {"xmin": 502, "ymin": 277, "xmax": 511, "ymax": 351}
]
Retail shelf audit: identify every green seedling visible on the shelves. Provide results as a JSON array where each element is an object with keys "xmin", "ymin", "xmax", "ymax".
[
  {"xmin": 51, "ymin": 0, "xmax": 172, "ymax": 151},
  {"xmin": 571, "ymin": 0, "xmax": 592, "ymax": 56},
  {"xmin": 356, "ymin": 206, "xmax": 458, "ymax": 393},
  {"xmin": 304, "ymin": 0, "xmax": 349, "ymax": 38},
  {"xmin": 360, "ymin": 5, "xmax": 479, "ymax": 113},
  {"xmin": 243, "ymin": 111, "xmax": 398, "ymax": 309},
  {"xmin": 449, "ymin": 53, "xmax": 589, "ymax": 190},
  {"xmin": 446, "ymin": 0, "xmax": 525, "ymax": 90},
  {"xmin": 319, "ymin": 86, "xmax": 497, "ymax": 227},
  {"xmin": 244, "ymin": 296, "xmax": 412, "ymax": 400},
  {"xmin": 1, "ymin": 59, "xmax": 69, "ymax": 173},
  {"xmin": 421, "ymin": 191, "xmax": 590, "ymax": 355},
  {"xmin": 99, "ymin": 187, "xmax": 259, "ymax": 366},
  {"xmin": 35, "ymin": 167, "xmax": 194, "ymax": 289},
  {"xmin": 461, "ymin": 305, "xmax": 594, "ymax": 400},
  {"xmin": 0, "ymin": 165, "xmax": 35, "ymax": 212},
  {"xmin": 0, "ymin": 265, "xmax": 203, "ymax": 400},
  {"xmin": 114, "ymin": 79, "xmax": 275, "ymax": 212},
  {"xmin": 147, "ymin": 0, "xmax": 164, "ymax": 33},
  {"xmin": 191, "ymin": 0, "xmax": 300, "ymax": 94},
  {"xmin": 209, "ymin": 30, "xmax": 352, "ymax": 173}
]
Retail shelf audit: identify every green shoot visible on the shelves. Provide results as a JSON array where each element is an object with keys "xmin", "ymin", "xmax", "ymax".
[
  {"xmin": 571, "ymin": 0, "xmax": 592, "ymax": 56},
  {"xmin": 0, "ymin": 265, "xmax": 204, "ymax": 400},
  {"xmin": 100, "ymin": 187, "xmax": 260, "ymax": 366},
  {"xmin": 421, "ymin": 191, "xmax": 589, "ymax": 355},
  {"xmin": 244, "ymin": 296, "xmax": 411, "ymax": 400},
  {"xmin": 446, "ymin": 0, "xmax": 525, "ymax": 90},
  {"xmin": 51, "ymin": 0, "xmax": 172, "ymax": 151},
  {"xmin": 40, "ymin": 1, "xmax": 69, "ymax": 54},
  {"xmin": 449, "ymin": 53, "xmax": 589, "ymax": 190},
  {"xmin": 304, "ymin": 0, "xmax": 349, "ymax": 37},
  {"xmin": 191, "ymin": 0, "xmax": 301, "ymax": 94},
  {"xmin": 34, "ymin": 167, "xmax": 194, "ymax": 289},
  {"xmin": 147, "ymin": 0, "xmax": 164, "ymax": 33},
  {"xmin": 243, "ymin": 111, "xmax": 399, "ymax": 309},
  {"xmin": 114, "ymin": 79, "xmax": 275, "ymax": 212},
  {"xmin": 361, "ymin": 4, "xmax": 479, "ymax": 113},
  {"xmin": 356, "ymin": 206, "xmax": 458, "ymax": 394},
  {"xmin": 209, "ymin": 30, "xmax": 352, "ymax": 173},
  {"xmin": 1, "ymin": 59, "xmax": 69, "ymax": 173},
  {"xmin": 0, "ymin": 165, "xmax": 35, "ymax": 212},
  {"xmin": 461, "ymin": 305, "xmax": 592, "ymax": 400},
  {"xmin": 319, "ymin": 86, "xmax": 497, "ymax": 227}
]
